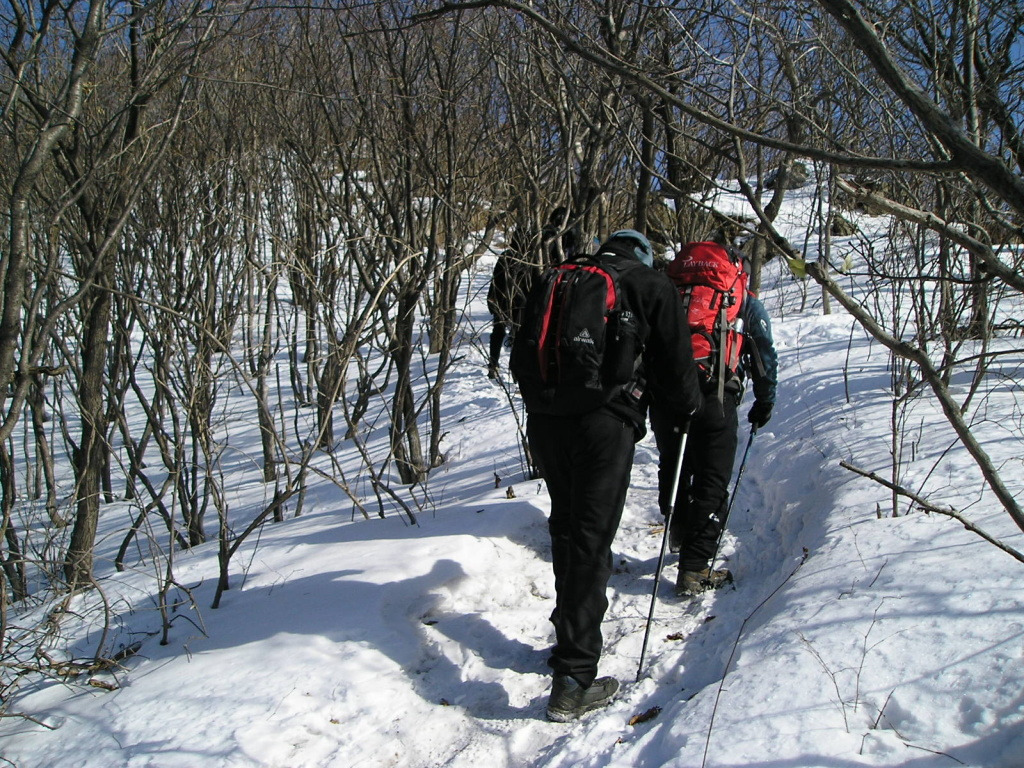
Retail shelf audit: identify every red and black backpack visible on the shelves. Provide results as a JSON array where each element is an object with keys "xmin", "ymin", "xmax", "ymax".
[{"xmin": 510, "ymin": 255, "xmax": 642, "ymax": 415}]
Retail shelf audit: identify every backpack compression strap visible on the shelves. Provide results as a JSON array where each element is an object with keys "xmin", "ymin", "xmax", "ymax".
[{"xmin": 716, "ymin": 299, "xmax": 728, "ymax": 404}]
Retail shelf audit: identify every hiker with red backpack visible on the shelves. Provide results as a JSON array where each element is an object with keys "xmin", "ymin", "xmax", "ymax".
[
  {"xmin": 511, "ymin": 229, "xmax": 703, "ymax": 721},
  {"xmin": 651, "ymin": 235, "xmax": 778, "ymax": 597}
]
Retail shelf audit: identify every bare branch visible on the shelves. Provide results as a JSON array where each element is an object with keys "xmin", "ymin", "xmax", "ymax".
[{"xmin": 840, "ymin": 460, "xmax": 1024, "ymax": 564}]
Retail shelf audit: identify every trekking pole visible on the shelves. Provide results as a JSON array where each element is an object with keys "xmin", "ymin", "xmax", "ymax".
[
  {"xmin": 707, "ymin": 425, "xmax": 757, "ymax": 574},
  {"xmin": 636, "ymin": 424, "xmax": 689, "ymax": 683}
]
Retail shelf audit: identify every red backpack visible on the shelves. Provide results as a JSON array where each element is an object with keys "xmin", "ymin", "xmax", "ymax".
[{"xmin": 667, "ymin": 242, "xmax": 748, "ymax": 401}]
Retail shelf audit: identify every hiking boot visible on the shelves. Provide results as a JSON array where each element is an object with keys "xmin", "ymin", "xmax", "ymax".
[
  {"xmin": 546, "ymin": 675, "xmax": 619, "ymax": 722},
  {"xmin": 675, "ymin": 567, "xmax": 733, "ymax": 597}
]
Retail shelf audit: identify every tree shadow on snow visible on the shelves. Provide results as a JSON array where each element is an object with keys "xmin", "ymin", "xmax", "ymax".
[{"xmin": 176, "ymin": 558, "xmax": 551, "ymax": 722}]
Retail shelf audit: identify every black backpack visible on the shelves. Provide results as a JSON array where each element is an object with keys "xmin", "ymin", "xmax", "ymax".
[{"xmin": 510, "ymin": 255, "xmax": 642, "ymax": 415}]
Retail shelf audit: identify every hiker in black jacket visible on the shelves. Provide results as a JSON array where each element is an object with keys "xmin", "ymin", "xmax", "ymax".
[
  {"xmin": 486, "ymin": 232, "xmax": 535, "ymax": 378},
  {"xmin": 512, "ymin": 230, "xmax": 703, "ymax": 721},
  {"xmin": 541, "ymin": 206, "xmax": 578, "ymax": 266}
]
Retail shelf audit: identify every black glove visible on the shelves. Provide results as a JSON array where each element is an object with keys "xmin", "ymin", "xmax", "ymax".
[{"xmin": 748, "ymin": 401, "xmax": 773, "ymax": 428}]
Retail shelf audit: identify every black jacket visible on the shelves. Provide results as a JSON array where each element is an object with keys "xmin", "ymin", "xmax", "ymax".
[
  {"xmin": 592, "ymin": 244, "xmax": 702, "ymax": 434},
  {"xmin": 487, "ymin": 248, "xmax": 535, "ymax": 325}
]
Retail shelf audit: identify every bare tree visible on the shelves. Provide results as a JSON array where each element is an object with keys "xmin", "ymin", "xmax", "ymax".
[
  {"xmin": 423, "ymin": 0, "xmax": 1024, "ymax": 536},
  {"xmin": 1, "ymin": 0, "xmax": 230, "ymax": 589}
]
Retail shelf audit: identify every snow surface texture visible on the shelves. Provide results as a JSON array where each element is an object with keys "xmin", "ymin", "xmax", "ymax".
[{"xmin": 3, "ymin": 191, "xmax": 1023, "ymax": 768}]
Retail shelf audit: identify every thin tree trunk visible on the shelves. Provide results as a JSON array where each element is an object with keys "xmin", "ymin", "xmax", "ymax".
[{"xmin": 65, "ymin": 279, "xmax": 113, "ymax": 587}]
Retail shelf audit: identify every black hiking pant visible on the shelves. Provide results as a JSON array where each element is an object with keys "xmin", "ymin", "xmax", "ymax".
[
  {"xmin": 651, "ymin": 390, "xmax": 739, "ymax": 573},
  {"xmin": 526, "ymin": 409, "xmax": 636, "ymax": 688}
]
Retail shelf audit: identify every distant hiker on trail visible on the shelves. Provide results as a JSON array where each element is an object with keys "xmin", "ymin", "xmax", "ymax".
[
  {"xmin": 651, "ymin": 233, "xmax": 778, "ymax": 598},
  {"xmin": 486, "ymin": 231, "xmax": 536, "ymax": 379},
  {"xmin": 510, "ymin": 229, "xmax": 703, "ymax": 722},
  {"xmin": 541, "ymin": 206, "xmax": 578, "ymax": 266}
]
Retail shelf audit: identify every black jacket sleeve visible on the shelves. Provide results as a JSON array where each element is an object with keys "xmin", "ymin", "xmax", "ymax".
[{"xmin": 619, "ymin": 262, "xmax": 703, "ymax": 422}]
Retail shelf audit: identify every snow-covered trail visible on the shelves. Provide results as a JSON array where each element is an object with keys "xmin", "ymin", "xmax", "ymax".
[{"xmin": 3, "ymin": 244, "xmax": 1023, "ymax": 768}]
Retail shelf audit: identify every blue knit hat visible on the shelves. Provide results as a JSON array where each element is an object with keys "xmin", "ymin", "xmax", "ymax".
[{"xmin": 607, "ymin": 229, "xmax": 654, "ymax": 267}]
